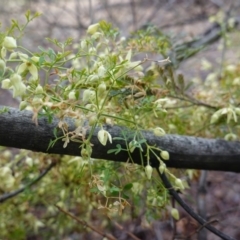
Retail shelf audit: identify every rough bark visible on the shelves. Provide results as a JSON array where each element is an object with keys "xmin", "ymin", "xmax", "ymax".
[{"xmin": 1, "ymin": 106, "xmax": 240, "ymax": 172}]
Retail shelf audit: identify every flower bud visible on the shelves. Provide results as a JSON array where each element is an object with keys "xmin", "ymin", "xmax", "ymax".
[
  {"xmin": 91, "ymin": 32, "xmax": 102, "ymax": 40},
  {"xmin": 1, "ymin": 78, "xmax": 11, "ymax": 89},
  {"xmin": 160, "ymin": 150, "xmax": 169, "ymax": 160},
  {"xmin": 87, "ymin": 74, "xmax": 98, "ymax": 83},
  {"xmin": 68, "ymin": 90, "xmax": 76, "ymax": 100},
  {"xmin": 35, "ymin": 84, "xmax": 43, "ymax": 94},
  {"xmin": 171, "ymin": 208, "xmax": 180, "ymax": 220},
  {"xmin": 87, "ymin": 23, "xmax": 99, "ymax": 35},
  {"xmin": 128, "ymin": 140, "xmax": 137, "ymax": 153},
  {"xmin": 32, "ymin": 96, "xmax": 43, "ymax": 105},
  {"xmin": 83, "ymin": 89, "xmax": 95, "ymax": 103},
  {"xmin": 97, "ymin": 65, "xmax": 106, "ymax": 77},
  {"xmin": 26, "ymin": 157, "xmax": 33, "ymax": 167},
  {"xmin": 0, "ymin": 166, "xmax": 15, "ymax": 191},
  {"xmin": 9, "ymin": 52, "xmax": 18, "ymax": 60},
  {"xmin": 18, "ymin": 53, "xmax": 28, "ymax": 61},
  {"xmin": 2, "ymin": 36, "xmax": 17, "ymax": 50},
  {"xmin": 3, "ymin": 150, "xmax": 12, "ymax": 159},
  {"xmin": 175, "ymin": 178, "xmax": 185, "ymax": 190},
  {"xmin": 98, "ymin": 82, "xmax": 106, "ymax": 96},
  {"xmin": 0, "ymin": 166, "xmax": 11, "ymax": 176},
  {"xmin": 153, "ymin": 127, "xmax": 165, "ymax": 136},
  {"xmin": 19, "ymin": 100, "xmax": 27, "ymax": 111},
  {"xmin": 10, "ymin": 74, "xmax": 26, "ymax": 97},
  {"xmin": 31, "ymin": 56, "xmax": 39, "ymax": 63},
  {"xmin": 145, "ymin": 165, "xmax": 153, "ymax": 180},
  {"xmin": 159, "ymin": 163, "xmax": 166, "ymax": 174},
  {"xmin": 85, "ymin": 104, "xmax": 96, "ymax": 111},
  {"xmin": 80, "ymin": 40, "xmax": 87, "ymax": 49},
  {"xmin": 210, "ymin": 112, "xmax": 220, "ymax": 124},
  {"xmin": 88, "ymin": 47, "xmax": 96, "ymax": 54},
  {"xmin": 88, "ymin": 115, "xmax": 97, "ymax": 126}
]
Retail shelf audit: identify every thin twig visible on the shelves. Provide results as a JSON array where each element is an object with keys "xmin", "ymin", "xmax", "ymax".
[
  {"xmin": 56, "ymin": 205, "xmax": 117, "ymax": 240},
  {"xmin": 114, "ymin": 221, "xmax": 141, "ymax": 240},
  {"xmin": 0, "ymin": 161, "xmax": 56, "ymax": 203},
  {"xmin": 207, "ymin": 206, "xmax": 240, "ymax": 220},
  {"xmin": 169, "ymin": 94, "xmax": 218, "ymax": 110},
  {"xmin": 197, "ymin": 170, "xmax": 208, "ymax": 240},
  {"xmin": 197, "ymin": 219, "xmax": 219, "ymax": 233},
  {"xmin": 156, "ymin": 168, "xmax": 236, "ymax": 240}
]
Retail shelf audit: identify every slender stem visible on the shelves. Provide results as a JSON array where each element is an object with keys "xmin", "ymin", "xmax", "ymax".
[
  {"xmin": 156, "ymin": 167, "xmax": 236, "ymax": 240},
  {"xmin": 56, "ymin": 205, "xmax": 117, "ymax": 240}
]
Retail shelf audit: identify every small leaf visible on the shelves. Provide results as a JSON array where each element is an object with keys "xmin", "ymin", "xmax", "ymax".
[
  {"xmin": 123, "ymin": 183, "xmax": 133, "ymax": 191},
  {"xmin": 39, "ymin": 56, "xmax": 45, "ymax": 65},
  {"xmin": 107, "ymin": 149, "xmax": 117, "ymax": 154}
]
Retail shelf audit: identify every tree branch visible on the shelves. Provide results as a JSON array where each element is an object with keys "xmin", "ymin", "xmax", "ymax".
[
  {"xmin": 169, "ymin": 15, "xmax": 240, "ymax": 66},
  {"xmin": 1, "ymin": 106, "xmax": 240, "ymax": 172}
]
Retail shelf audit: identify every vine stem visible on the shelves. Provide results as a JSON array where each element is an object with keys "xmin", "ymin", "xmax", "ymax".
[{"xmin": 156, "ymin": 167, "xmax": 236, "ymax": 240}]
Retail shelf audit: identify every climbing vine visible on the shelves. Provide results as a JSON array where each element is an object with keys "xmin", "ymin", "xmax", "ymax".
[{"xmin": 0, "ymin": 11, "xmax": 240, "ymax": 239}]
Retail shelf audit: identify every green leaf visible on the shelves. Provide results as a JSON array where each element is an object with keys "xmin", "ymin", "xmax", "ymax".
[
  {"xmin": 0, "ymin": 106, "xmax": 8, "ymax": 114},
  {"xmin": 39, "ymin": 55, "xmax": 45, "ymax": 65},
  {"xmin": 53, "ymin": 128, "xmax": 58, "ymax": 138},
  {"xmin": 112, "ymin": 137, "xmax": 125, "ymax": 141},
  {"xmin": 107, "ymin": 144, "xmax": 122, "ymax": 155},
  {"xmin": 123, "ymin": 183, "xmax": 133, "ymax": 191},
  {"xmin": 47, "ymin": 140, "xmax": 54, "ymax": 150},
  {"xmin": 109, "ymin": 186, "xmax": 121, "ymax": 193},
  {"xmin": 48, "ymin": 48, "xmax": 56, "ymax": 61}
]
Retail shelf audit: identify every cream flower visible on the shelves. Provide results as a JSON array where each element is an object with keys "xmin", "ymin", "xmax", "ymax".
[
  {"xmin": 10, "ymin": 73, "xmax": 26, "ymax": 97},
  {"xmin": 17, "ymin": 54, "xmax": 39, "ymax": 79},
  {"xmin": 82, "ymin": 89, "xmax": 95, "ymax": 103},
  {"xmin": 2, "ymin": 36, "xmax": 17, "ymax": 50},
  {"xmin": 97, "ymin": 129, "xmax": 112, "ymax": 146}
]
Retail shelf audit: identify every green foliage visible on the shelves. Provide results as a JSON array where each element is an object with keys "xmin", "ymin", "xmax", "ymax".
[{"xmin": 0, "ymin": 11, "xmax": 240, "ymax": 238}]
